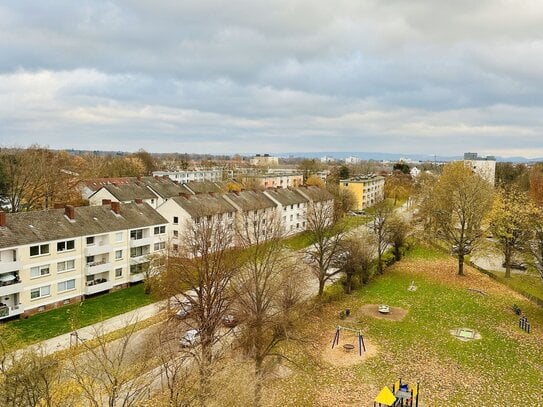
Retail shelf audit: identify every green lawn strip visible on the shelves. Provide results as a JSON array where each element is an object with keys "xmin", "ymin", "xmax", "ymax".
[{"xmin": 8, "ymin": 283, "xmax": 153, "ymax": 346}]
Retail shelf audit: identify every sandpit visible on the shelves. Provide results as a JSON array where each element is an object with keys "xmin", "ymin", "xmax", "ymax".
[
  {"xmin": 357, "ymin": 304, "xmax": 408, "ymax": 321},
  {"xmin": 321, "ymin": 334, "xmax": 378, "ymax": 367}
]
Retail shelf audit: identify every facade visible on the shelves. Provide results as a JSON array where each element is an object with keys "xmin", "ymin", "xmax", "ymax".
[
  {"xmin": 250, "ymin": 154, "xmax": 279, "ymax": 167},
  {"xmin": 339, "ymin": 174, "xmax": 385, "ymax": 210},
  {"xmin": 152, "ymin": 169, "xmax": 223, "ymax": 183},
  {"xmin": 0, "ymin": 203, "xmax": 167, "ymax": 319},
  {"xmin": 241, "ymin": 173, "xmax": 303, "ymax": 189},
  {"xmin": 345, "ymin": 156, "xmax": 361, "ymax": 164},
  {"xmin": 263, "ymin": 189, "xmax": 309, "ymax": 235},
  {"xmin": 463, "ymin": 152, "xmax": 496, "ymax": 185}
]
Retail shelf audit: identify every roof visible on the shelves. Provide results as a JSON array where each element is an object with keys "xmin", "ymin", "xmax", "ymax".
[
  {"xmin": 139, "ymin": 176, "xmax": 189, "ymax": 198},
  {"xmin": 99, "ymin": 183, "xmax": 157, "ymax": 201},
  {"xmin": 224, "ymin": 191, "xmax": 277, "ymax": 211},
  {"xmin": 264, "ymin": 188, "xmax": 308, "ymax": 206},
  {"xmin": 183, "ymin": 181, "xmax": 224, "ymax": 194},
  {"xmin": 170, "ymin": 194, "xmax": 236, "ymax": 217},
  {"xmin": 0, "ymin": 203, "xmax": 167, "ymax": 249},
  {"xmin": 297, "ymin": 186, "xmax": 334, "ymax": 202},
  {"xmin": 340, "ymin": 174, "xmax": 385, "ymax": 183},
  {"xmin": 79, "ymin": 177, "xmax": 132, "ymax": 193}
]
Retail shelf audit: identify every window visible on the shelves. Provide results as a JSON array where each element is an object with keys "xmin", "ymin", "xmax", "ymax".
[
  {"xmin": 57, "ymin": 260, "xmax": 75, "ymax": 273},
  {"xmin": 57, "ymin": 240, "xmax": 75, "ymax": 252},
  {"xmin": 154, "ymin": 225, "xmax": 166, "ymax": 235},
  {"xmin": 30, "ymin": 285, "xmax": 50, "ymax": 299},
  {"xmin": 290, "ymin": 205, "xmax": 294, "ymax": 209},
  {"xmin": 283, "ymin": 207, "xmax": 286, "ymax": 211},
  {"xmin": 173, "ymin": 216, "xmax": 179, "ymax": 224},
  {"xmin": 282, "ymin": 216, "xmax": 286, "ymax": 222},
  {"xmin": 130, "ymin": 262, "xmax": 149, "ymax": 274},
  {"xmin": 86, "ymin": 236, "xmax": 95, "ymax": 246},
  {"xmin": 30, "ymin": 265, "xmax": 50, "ymax": 278},
  {"xmin": 115, "ymin": 268, "xmax": 123, "ymax": 278},
  {"xmin": 296, "ymin": 223, "xmax": 300, "ymax": 229},
  {"xmin": 154, "ymin": 242, "xmax": 166, "ymax": 251},
  {"xmin": 30, "ymin": 244, "xmax": 49, "ymax": 257},
  {"xmin": 115, "ymin": 232, "xmax": 123, "ymax": 242},
  {"xmin": 115, "ymin": 250, "xmax": 123, "ymax": 260},
  {"xmin": 290, "ymin": 215, "xmax": 293, "ymax": 221},
  {"xmin": 130, "ymin": 229, "xmax": 143, "ymax": 240},
  {"xmin": 173, "ymin": 230, "xmax": 179, "ymax": 237},
  {"xmin": 228, "ymin": 212, "xmax": 233, "ymax": 218},
  {"xmin": 86, "ymin": 256, "xmax": 95, "ymax": 264},
  {"xmin": 297, "ymin": 204, "xmax": 300, "ymax": 208},
  {"xmin": 130, "ymin": 246, "xmax": 149, "ymax": 258},
  {"xmin": 206, "ymin": 215, "xmax": 212, "ymax": 221},
  {"xmin": 57, "ymin": 279, "xmax": 76, "ymax": 292}
]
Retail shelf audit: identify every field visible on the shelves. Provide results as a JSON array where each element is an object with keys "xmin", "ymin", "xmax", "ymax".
[{"xmin": 263, "ymin": 246, "xmax": 543, "ymax": 406}]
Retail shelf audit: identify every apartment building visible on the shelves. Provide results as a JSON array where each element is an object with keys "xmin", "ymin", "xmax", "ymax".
[
  {"xmin": 263, "ymin": 189, "xmax": 309, "ymax": 235},
  {"xmin": 223, "ymin": 190, "xmax": 279, "ymax": 244},
  {"xmin": 0, "ymin": 202, "xmax": 167, "ymax": 319},
  {"xmin": 339, "ymin": 174, "xmax": 385, "ymax": 211},
  {"xmin": 297, "ymin": 186, "xmax": 335, "ymax": 227},
  {"xmin": 250, "ymin": 154, "xmax": 279, "ymax": 167},
  {"xmin": 463, "ymin": 152, "xmax": 496, "ymax": 185},
  {"xmin": 156, "ymin": 193, "xmax": 237, "ymax": 251},
  {"xmin": 241, "ymin": 173, "xmax": 303, "ymax": 189},
  {"xmin": 152, "ymin": 169, "xmax": 223, "ymax": 183}
]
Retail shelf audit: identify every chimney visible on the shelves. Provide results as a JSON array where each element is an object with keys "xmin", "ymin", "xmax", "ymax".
[
  {"xmin": 154, "ymin": 175, "xmax": 160, "ymax": 180},
  {"xmin": 137, "ymin": 176, "xmax": 142, "ymax": 181},
  {"xmin": 53, "ymin": 203, "xmax": 65, "ymax": 209},
  {"xmin": 0, "ymin": 211, "xmax": 6, "ymax": 227},
  {"xmin": 135, "ymin": 198, "xmax": 143, "ymax": 204},
  {"xmin": 64, "ymin": 205, "xmax": 75, "ymax": 220},
  {"xmin": 102, "ymin": 199, "xmax": 111, "ymax": 205},
  {"xmin": 111, "ymin": 201, "xmax": 121, "ymax": 214},
  {"xmin": 209, "ymin": 192, "xmax": 216, "ymax": 197},
  {"xmin": 178, "ymin": 193, "xmax": 191, "ymax": 200}
]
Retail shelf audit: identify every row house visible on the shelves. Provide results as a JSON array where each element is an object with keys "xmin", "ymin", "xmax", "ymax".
[
  {"xmin": 263, "ymin": 189, "xmax": 309, "ymax": 235},
  {"xmin": 0, "ymin": 202, "xmax": 167, "ymax": 319}
]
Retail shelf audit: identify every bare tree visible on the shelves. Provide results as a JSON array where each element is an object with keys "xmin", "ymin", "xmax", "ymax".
[
  {"xmin": 231, "ymin": 209, "xmax": 302, "ymax": 406},
  {"xmin": 530, "ymin": 205, "xmax": 543, "ymax": 281},
  {"xmin": 156, "ymin": 213, "xmax": 239, "ymax": 406},
  {"xmin": 371, "ymin": 201, "xmax": 393, "ymax": 274},
  {"xmin": 66, "ymin": 324, "xmax": 153, "ymax": 407},
  {"xmin": 305, "ymin": 194, "xmax": 346, "ymax": 296},
  {"xmin": 420, "ymin": 161, "xmax": 494, "ymax": 275}
]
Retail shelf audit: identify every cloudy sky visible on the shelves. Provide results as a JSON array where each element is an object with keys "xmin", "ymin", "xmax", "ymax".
[{"xmin": 1, "ymin": 1, "xmax": 543, "ymax": 157}]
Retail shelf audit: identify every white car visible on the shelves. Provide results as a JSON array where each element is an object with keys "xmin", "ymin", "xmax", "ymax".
[{"xmin": 180, "ymin": 329, "xmax": 200, "ymax": 347}]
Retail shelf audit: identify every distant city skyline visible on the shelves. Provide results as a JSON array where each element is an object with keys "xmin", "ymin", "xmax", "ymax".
[{"xmin": 1, "ymin": 1, "xmax": 543, "ymax": 157}]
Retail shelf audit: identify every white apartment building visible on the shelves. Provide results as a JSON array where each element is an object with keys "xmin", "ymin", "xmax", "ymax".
[
  {"xmin": 345, "ymin": 156, "xmax": 361, "ymax": 164},
  {"xmin": 152, "ymin": 169, "xmax": 223, "ymax": 183},
  {"xmin": 463, "ymin": 152, "xmax": 496, "ymax": 185},
  {"xmin": 0, "ymin": 202, "xmax": 167, "ymax": 319},
  {"xmin": 263, "ymin": 189, "xmax": 309, "ymax": 235},
  {"xmin": 156, "ymin": 193, "xmax": 237, "ymax": 251}
]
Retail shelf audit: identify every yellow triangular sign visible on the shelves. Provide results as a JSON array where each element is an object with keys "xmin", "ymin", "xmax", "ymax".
[{"xmin": 374, "ymin": 386, "xmax": 397, "ymax": 406}]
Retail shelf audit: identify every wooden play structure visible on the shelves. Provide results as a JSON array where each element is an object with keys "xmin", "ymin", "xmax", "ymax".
[
  {"xmin": 331, "ymin": 326, "xmax": 366, "ymax": 356},
  {"xmin": 374, "ymin": 378, "xmax": 419, "ymax": 407}
]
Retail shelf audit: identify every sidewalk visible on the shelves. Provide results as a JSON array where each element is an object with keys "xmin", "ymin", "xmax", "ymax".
[{"xmin": 21, "ymin": 300, "xmax": 166, "ymax": 356}]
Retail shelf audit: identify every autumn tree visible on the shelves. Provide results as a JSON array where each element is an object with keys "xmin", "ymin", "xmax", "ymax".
[
  {"xmin": 306, "ymin": 174, "xmax": 325, "ymax": 188},
  {"xmin": 297, "ymin": 159, "xmax": 321, "ymax": 182},
  {"xmin": 338, "ymin": 232, "xmax": 376, "ymax": 294},
  {"xmin": 305, "ymin": 192, "xmax": 346, "ymax": 295},
  {"xmin": 156, "ymin": 213, "xmax": 239, "ymax": 405},
  {"xmin": 370, "ymin": 200, "xmax": 393, "ymax": 274},
  {"xmin": 531, "ymin": 206, "xmax": 543, "ymax": 281},
  {"xmin": 326, "ymin": 184, "xmax": 356, "ymax": 221},
  {"xmin": 231, "ymin": 209, "xmax": 302, "ymax": 406},
  {"xmin": 488, "ymin": 187, "xmax": 536, "ymax": 278},
  {"xmin": 529, "ymin": 163, "xmax": 543, "ymax": 206},
  {"xmin": 384, "ymin": 171, "xmax": 413, "ymax": 205},
  {"xmin": 131, "ymin": 149, "xmax": 157, "ymax": 174},
  {"xmin": 386, "ymin": 213, "xmax": 411, "ymax": 261},
  {"xmin": 393, "ymin": 162, "xmax": 410, "ymax": 174},
  {"xmin": 421, "ymin": 161, "xmax": 494, "ymax": 275},
  {"xmin": 495, "ymin": 162, "xmax": 529, "ymax": 189}
]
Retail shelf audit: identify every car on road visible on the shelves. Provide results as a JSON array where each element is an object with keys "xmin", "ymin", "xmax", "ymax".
[
  {"xmin": 502, "ymin": 261, "xmax": 527, "ymax": 271},
  {"xmin": 175, "ymin": 299, "xmax": 194, "ymax": 319},
  {"xmin": 180, "ymin": 329, "xmax": 200, "ymax": 347}
]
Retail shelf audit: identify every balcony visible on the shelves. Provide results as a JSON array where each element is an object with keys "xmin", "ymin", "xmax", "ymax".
[
  {"xmin": 0, "ymin": 280, "xmax": 23, "ymax": 297},
  {"xmin": 129, "ymin": 237, "xmax": 153, "ymax": 248},
  {"xmin": 85, "ymin": 280, "xmax": 113, "ymax": 295},
  {"xmin": 129, "ymin": 273, "xmax": 145, "ymax": 283},
  {"xmin": 0, "ymin": 304, "xmax": 24, "ymax": 320},
  {"xmin": 130, "ymin": 254, "xmax": 149, "ymax": 264},
  {"xmin": 85, "ymin": 243, "xmax": 112, "ymax": 257},
  {"xmin": 85, "ymin": 261, "xmax": 111, "ymax": 275},
  {"xmin": 0, "ymin": 260, "xmax": 21, "ymax": 274}
]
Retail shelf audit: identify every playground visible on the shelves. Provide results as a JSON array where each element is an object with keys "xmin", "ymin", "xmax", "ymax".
[{"xmin": 263, "ymin": 246, "xmax": 543, "ymax": 406}]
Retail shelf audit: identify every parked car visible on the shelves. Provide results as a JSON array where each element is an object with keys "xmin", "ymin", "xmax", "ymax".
[
  {"xmin": 222, "ymin": 314, "xmax": 238, "ymax": 328},
  {"xmin": 502, "ymin": 261, "xmax": 527, "ymax": 271},
  {"xmin": 452, "ymin": 243, "xmax": 472, "ymax": 255},
  {"xmin": 179, "ymin": 329, "xmax": 200, "ymax": 347},
  {"xmin": 175, "ymin": 299, "xmax": 194, "ymax": 319}
]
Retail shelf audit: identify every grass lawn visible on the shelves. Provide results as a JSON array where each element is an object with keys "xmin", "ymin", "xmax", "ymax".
[
  {"xmin": 488, "ymin": 269, "xmax": 543, "ymax": 303},
  {"xmin": 7, "ymin": 283, "xmax": 153, "ymax": 346},
  {"xmin": 263, "ymin": 247, "xmax": 543, "ymax": 406}
]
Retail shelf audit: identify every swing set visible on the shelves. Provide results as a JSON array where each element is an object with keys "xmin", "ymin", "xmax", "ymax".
[{"xmin": 331, "ymin": 326, "xmax": 366, "ymax": 356}]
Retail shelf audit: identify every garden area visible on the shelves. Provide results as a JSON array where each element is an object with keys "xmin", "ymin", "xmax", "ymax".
[{"xmin": 262, "ymin": 245, "xmax": 543, "ymax": 406}]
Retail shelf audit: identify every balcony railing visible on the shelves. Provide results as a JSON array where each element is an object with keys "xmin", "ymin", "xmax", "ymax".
[
  {"xmin": 85, "ymin": 279, "xmax": 113, "ymax": 295},
  {"xmin": 0, "ymin": 261, "xmax": 22, "ymax": 274},
  {"xmin": 0, "ymin": 304, "xmax": 24, "ymax": 319},
  {"xmin": 85, "ymin": 261, "xmax": 111, "ymax": 275},
  {"xmin": 0, "ymin": 280, "xmax": 23, "ymax": 297}
]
